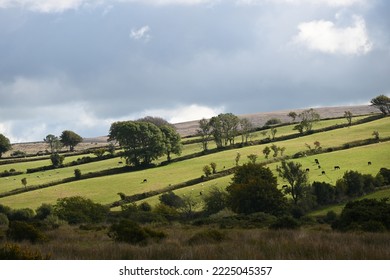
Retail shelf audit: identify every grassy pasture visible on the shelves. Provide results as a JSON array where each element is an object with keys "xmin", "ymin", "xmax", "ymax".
[{"xmin": 0, "ymin": 117, "xmax": 388, "ymax": 210}]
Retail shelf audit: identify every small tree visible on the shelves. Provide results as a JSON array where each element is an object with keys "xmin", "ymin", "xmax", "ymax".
[
  {"xmin": 372, "ymin": 131, "xmax": 380, "ymax": 141},
  {"xmin": 270, "ymin": 128, "xmax": 277, "ymax": 140},
  {"xmin": 21, "ymin": 178, "xmax": 27, "ymax": 189},
  {"xmin": 197, "ymin": 118, "xmax": 212, "ymax": 152},
  {"xmin": 203, "ymin": 165, "xmax": 212, "ymax": 177},
  {"xmin": 60, "ymin": 130, "xmax": 83, "ymax": 152},
  {"xmin": 247, "ymin": 154, "xmax": 258, "ymax": 164},
  {"xmin": 263, "ymin": 146, "xmax": 271, "ymax": 159},
  {"xmin": 344, "ymin": 111, "xmax": 353, "ymax": 126},
  {"xmin": 277, "ymin": 161, "xmax": 309, "ymax": 205},
  {"xmin": 370, "ymin": 95, "xmax": 390, "ymax": 115},
  {"xmin": 44, "ymin": 134, "xmax": 62, "ymax": 154},
  {"xmin": 270, "ymin": 144, "xmax": 279, "ymax": 158},
  {"xmin": 74, "ymin": 169, "xmax": 82, "ymax": 180},
  {"xmin": 210, "ymin": 162, "xmax": 217, "ymax": 174},
  {"xmin": 0, "ymin": 133, "xmax": 12, "ymax": 158},
  {"xmin": 93, "ymin": 148, "xmax": 106, "ymax": 158},
  {"xmin": 288, "ymin": 111, "xmax": 298, "ymax": 122},
  {"xmin": 50, "ymin": 153, "xmax": 64, "ymax": 167},
  {"xmin": 202, "ymin": 186, "xmax": 228, "ymax": 215},
  {"xmin": 235, "ymin": 152, "xmax": 241, "ymax": 166}
]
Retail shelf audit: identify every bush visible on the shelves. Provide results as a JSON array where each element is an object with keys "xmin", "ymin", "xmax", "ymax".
[
  {"xmin": 0, "ymin": 243, "xmax": 49, "ymax": 260},
  {"xmin": 203, "ymin": 186, "xmax": 228, "ymax": 215},
  {"xmin": 108, "ymin": 220, "xmax": 166, "ymax": 245},
  {"xmin": 332, "ymin": 199, "xmax": 390, "ymax": 232},
  {"xmin": 35, "ymin": 203, "xmax": 54, "ymax": 220},
  {"xmin": 269, "ymin": 215, "xmax": 300, "ymax": 230},
  {"xmin": 8, "ymin": 208, "xmax": 35, "ymax": 222},
  {"xmin": 74, "ymin": 169, "xmax": 82, "ymax": 179},
  {"xmin": 54, "ymin": 196, "xmax": 109, "ymax": 224},
  {"xmin": 7, "ymin": 221, "xmax": 47, "ymax": 243},
  {"xmin": 0, "ymin": 213, "xmax": 9, "ymax": 229},
  {"xmin": 159, "ymin": 191, "xmax": 184, "ymax": 208}
]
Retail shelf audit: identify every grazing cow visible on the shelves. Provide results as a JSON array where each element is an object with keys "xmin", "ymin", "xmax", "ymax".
[
  {"xmin": 306, "ymin": 168, "xmax": 310, "ymax": 172},
  {"xmin": 368, "ymin": 161, "xmax": 372, "ymax": 166},
  {"xmin": 334, "ymin": 166, "xmax": 340, "ymax": 170},
  {"xmin": 322, "ymin": 171, "xmax": 326, "ymax": 175},
  {"xmin": 318, "ymin": 165, "xmax": 321, "ymax": 169},
  {"xmin": 315, "ymin": 159, "xmax": 319, "ymax": 165},
  {"xmin": 143, "ymin": 179, "xmax": 147, "ymax": 183},
  {"xmin": 199, "ymin": 191, "xmax": 203, "ymax": 196}
]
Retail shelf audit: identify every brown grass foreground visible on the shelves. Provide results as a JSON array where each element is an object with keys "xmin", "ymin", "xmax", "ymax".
[{"xmin": 8, "ymin": 224, "xmax": 390, "ymax": 260}]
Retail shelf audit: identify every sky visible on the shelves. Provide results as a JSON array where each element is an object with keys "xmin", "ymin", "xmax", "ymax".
[{"xmin": 0, "ymin": 0, "xmax": 389, "ymax": 142}]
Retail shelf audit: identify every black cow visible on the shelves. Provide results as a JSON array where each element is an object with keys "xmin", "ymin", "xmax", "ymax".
[
  {"xmin": 322, "ymin": 171, "xmax": 326, "ymax": 175},
  {"xmin": 368, "ymin": 161, "xmax": 372, "ymax": 166},
  {"xmin": 306, "ymin": 168, "xmax": 310, "ymax": 172},
  {"xmin": 334, "ymin": 166, "xmax": 340, "ymax": 170}
]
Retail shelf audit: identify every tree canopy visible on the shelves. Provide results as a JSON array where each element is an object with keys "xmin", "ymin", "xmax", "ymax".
[
  {"xmin": 60, "ymin": 130, "xmax": 83, "ymax": 152},
  {"xmin": 0, "ymin": 133, "xmax": 12, "ymax": 158},
  {"xmin": 226, "ymin": 163, "xmax": 287, "ymax": 215},
  {"xmin": 371, "ymin": 94, "xmax": 390, "ymax": 115}
]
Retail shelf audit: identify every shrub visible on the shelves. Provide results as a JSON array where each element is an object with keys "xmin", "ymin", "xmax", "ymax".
[
  {"xmin": 7, "ymin": 221, "xmax": 47, "ymax": 243},
  {"xmin": 8, "ymin": 208, "xmax": 35, "ymax": 222},
  {"xmin": 332, "ymin": 199, "xmax": 390, "ymax": 232},
  {"xmin": 35, "ymin": 203, "xmax": 54, "ymax": 220},
  {"xmin": 0, "ymin": 213, "xmax": 9, "ymax": 229},
  {"xmin": 265, "ymin": 118, "xmax": 282, "ymax": 126},
  {"xmin": 50, "ymin": 153, "xmax": 64, "ymax": 167},
  {"xmin": 108, "ymin": 220, "xmax": 166, "ymax": 245},
  {"xmin": 159, "ymin": 191, "xmax": 184, "ymax": 208},
  {"xmin": 54, "ymin": 196, "xmax": 109, "ymax": 224},
  {"xmin": 269, "ymin": 215, "xmax": 300, "ymax": 230},
  {"xmin": 0, "ymin": 243, "xmax": 49, "ymax": 260},
  {"xmin": 74, "ymin": 169, "xmax": 82, "ymax": 179},
  {"xmin": 203, "ymin": 186, "xmax": 228, "ymax": 215}
]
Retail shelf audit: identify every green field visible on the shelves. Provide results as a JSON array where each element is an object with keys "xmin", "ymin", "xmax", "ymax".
[{"xmin": 0, "ymin": 116, "xmax": 389, "ymax": 210}]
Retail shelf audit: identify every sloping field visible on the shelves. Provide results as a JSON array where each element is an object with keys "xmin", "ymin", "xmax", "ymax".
[{"xmin": 1, "ymin": 117, "xmax": 389, "ymax": 210}]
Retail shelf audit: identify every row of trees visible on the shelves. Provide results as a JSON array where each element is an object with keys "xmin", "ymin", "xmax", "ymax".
[{"xmin": 197, "ymin": 113, "xmax": 253, "ymax": 151}]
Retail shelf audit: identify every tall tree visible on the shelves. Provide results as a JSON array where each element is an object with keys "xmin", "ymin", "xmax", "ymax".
[
  {"xmin": 0, "ymin": 133, "xmax": 12, "ymax": 158},
  {"xmin": 371, "ymin": 95, "xmax": 390, "ymax": 115},
  {"xmin": 344, "ymin": 111, "xmax": 353, "ymax": 126},
  {"xmin": 160, "ymin": 125, "xmax": 182, "ymax": 162},
  {"xmin": 197, "ymin": 118, "xmax": 212, "ymax": 151},
  {"xmin": 226, "ymin": 163, "xmax": 287, "ymax": 215},
  {"xmin": 294, "ymin": 108, "xmax": 320, "ymax": 134},
  {"xmin": 44, "ymin": 134, "xmax": 62, "ymax": 153},
  {"xmin": 277, "ymin": 161, "xmax": 309, "ymax": 205},
  {"xmin": 60, "ymin": 130, "xmax": 82, "ymax": 152},
  {"xmin": 108, "ymin": 121, "xmax": 165, "ymax": 166},
  {"xmin": 209, "ymin": 113, "xmax": 240, "ymax": 148},
  {"xmin": 239, "ymin": 118, "xmax": 253, "ymax": 145}
]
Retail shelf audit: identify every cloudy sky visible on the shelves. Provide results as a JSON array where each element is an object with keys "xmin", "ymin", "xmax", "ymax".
[{"xmin": 0, "ymin": 0, "xmax": 389, "ymax": 142}]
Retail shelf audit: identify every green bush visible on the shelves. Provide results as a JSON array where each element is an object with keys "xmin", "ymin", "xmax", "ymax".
[
  {"xmin": 74, "ymin": 169, "xmax": 82, "ymax": 179},
  {"xmin": 0, "ymin": 213, "xmax": 9, "ymax": 228},
  {"xmin": 108, "ymin": 220, "xmax": 166, "ymax": 245},
  {"xmin": 8, "ymin": 208, "xmax": 35, "ymax": 221},
  {"xmin": 54, "ymin": 196, "xmax": 109, "ymax": 224},
  {"xmin": 0, "ymin": 243, "xmax": 49, "ymax": 260},
  {"xmin": 269, "ymin": 215, "xmax": 300, "ymax": 230},
  {"xmin": 7, "ymin": 221, "xmax": 47, "ymax": 243},
  {"xmin": 332, "ymin": 199, "xmax": 390, "ymax": 232},
  {"xmin": 35, "ymin": 203, "xmax": 54, "ymax": 220}
]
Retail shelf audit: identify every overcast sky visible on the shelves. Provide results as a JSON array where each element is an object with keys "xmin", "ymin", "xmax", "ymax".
[{"xmin": 1, "ymin": 0, "xmax": 389, "ymax": 142}]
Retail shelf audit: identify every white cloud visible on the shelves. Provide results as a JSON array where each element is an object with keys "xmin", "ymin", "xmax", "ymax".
[
  {"xmin": 134, "ymin": 104, "xmax": 225, "ymax": 123},
  {"xmin": 130, "ymin": 26, "xmax": 151, "ymax": 42},
  {"xmin": 236, "ymin": 0, "xmax": 366, "ymax": 7},
  {"xmin": 293, "ymin": 15, "xmax": 373, "ymax": 55}
]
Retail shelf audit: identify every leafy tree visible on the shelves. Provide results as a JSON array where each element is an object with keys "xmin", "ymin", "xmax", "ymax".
[
  {"xmin": 197, "ymin": 118, "xmax": 212, "ymax": 152},
  {"xmin": 294, "ymin": 109, "xmax": 320, "ymax": 134},
  {"xmin": 202, "ymin": 186, "xmax": 228, "ymax": 215},
  {"xmin": 160, "ymin": 125, "xmax": 182, "ymax": 162},
  {"xmin": 93, "ymin": 148, "xmax": 106, "ymax": 158},
  {"xmin": 277, "ymin": 161, "xmax": 309, "ymax": 205},
  {"xmin": 239, "ymin": 118, "xmax": 253, "ymax": 144},
  {"xmin": 247, "ymin": 154, "xmax": 258, "ymax": 164},
  {"xmin": 209, "ymin": 113, "xmax": 240, "ymax": 148},
  {"xmin": 210, "ymin": 162, "xmax": 217, "ymax": 174},
  {"xmin": 370, "ymin": 94, "xmax": 390, "ymax": 115},
  {"xmin": 288, "ymin": 111, "xmax": 298, "ymax": 122},
  {"xmin": 203, "ymin": 165, "xmax": 212, "ymax": 177},
  {"xmin": 270, "ymin": 144, "xmax": 279, "ymax": 157},
  {"xmin": 265, "ymin": 118, "xmax": 282, "ymax": 126},
  {"xmin": 312, "ymin": 181, "xmax": 335, "ymax": 206},
  {"xmin": 344, "ymin": 111, "xmax": 353, "ymax": 126},
  {"xmin": 159, "ymin": 191, "xmax": 184, "ymax": 209},
  {"xmin": 0, "ymin": 133, "xmax": 12, "ymax": 158},
  {"xmin": 372, "ymin": 130, "xmax": 380, "ymax": 141},
  {"xmin": 21, "ymin": 178, "xmax": 27, "ymax": 189},
  {"xmin": 60, "ymin": 130, "xmax": 83, "ymax": 152},
  {"xmin": 44, "ymin": 134, "xmax": 62, "ymax": 153},
  {"xmin": 226, "ymin": 163, "xmax": 287, "ymax": 215},
  {"xmin": 235, "ymin": 152, "xmax": 241, "ymax": 166},
  {"xmin": 263, "ymin": 146, "xmax": 271, "ymax": 159},
  {"xmin": 50, "ymin": 153, "xmax": 64, "ymax": 167},
  {"xmin": 270, "ymin": 127, "xmax": 277, "ymax": 140},
  {"xmin": 108, "ymin": 121, "xmax": 165, "ymax": 166},
  {"xmin": 137, "ymin": 116, "xmax": 174, "ymax": 128}
]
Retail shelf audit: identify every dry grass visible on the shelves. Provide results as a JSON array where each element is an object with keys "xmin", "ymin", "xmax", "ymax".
[{"xmin": 6, "ymin": 224, "xmax": 390, "ymax": 260}]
